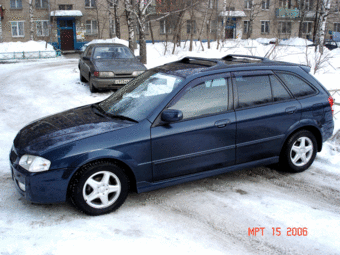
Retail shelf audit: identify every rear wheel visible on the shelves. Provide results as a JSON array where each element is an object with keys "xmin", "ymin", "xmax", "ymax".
[
  {"xmin": 69, "ymin": 161, "xmax": 129, "ymax": 216},
  {"xmin": 280, "ymin": 130, "xmax": 317, "ymax": 173},
  {"xmin": 89, "ymin": 75, "xmax": 98, "ymax": 93}
]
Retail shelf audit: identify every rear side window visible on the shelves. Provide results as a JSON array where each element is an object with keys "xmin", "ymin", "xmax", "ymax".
[
  {"xmin": 169, "ymin": 78, "xmax": 228, "ymax": 120},
  {"xmin": 270, "ymin": 75, "xmax": 291, "ymax": 101},
  {"xmin": 276, "ymin": 73, "xmax": 316, "ymax": 97},
  {"xmin": 233, "ymin": 75, "xmax": 271, "ymax": 108}
]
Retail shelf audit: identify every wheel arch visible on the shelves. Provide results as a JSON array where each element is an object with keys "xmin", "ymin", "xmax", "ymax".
[
  {"xmin": 67, "ymin": 157, "xmax": 138, "ymax": 200},
  {"xmin": 282, "ymin": 125, "xmax": 322, "ymax": 154}
]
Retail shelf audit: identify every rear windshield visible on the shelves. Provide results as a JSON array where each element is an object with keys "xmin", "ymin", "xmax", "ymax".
[{"xmin": 93, "ymin": 46, "xmax": 134, "ymax": 59}]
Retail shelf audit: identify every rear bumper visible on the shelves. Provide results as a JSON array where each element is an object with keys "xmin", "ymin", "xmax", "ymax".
[
  {"xmin": 10, "ymin": 162, "xmax": 73, "ymax": 204},
  {"xmin": 92, "ymin": 77, "xmax": 133, "ymax": 90}
]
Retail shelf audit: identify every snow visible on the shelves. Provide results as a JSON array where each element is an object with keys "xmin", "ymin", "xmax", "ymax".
[
  {"xmin": 50, "ymin": 10, "xmax": 83, "ymax": 17},
  {"xmin": 0, "ymin": 38, "xmax": 340, "ymax": 254},
  {"xmin": 219, "ymin": 11, "xmax": 247, "ymax": 17},
  {"xmin": 0, "ymin": 40, "xmax": 55, "ymax": 53}
]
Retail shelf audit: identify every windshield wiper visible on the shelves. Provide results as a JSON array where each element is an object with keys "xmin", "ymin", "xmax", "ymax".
[
  {"xmin": 106, "ymin": 113, "xmax": 138, "ymax": 123},
  {"xmin": 91, "ymin": 104, "xmax": 106, "ymax": 117}
]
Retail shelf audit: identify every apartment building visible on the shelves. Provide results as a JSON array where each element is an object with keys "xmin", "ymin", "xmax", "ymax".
[{"xmin": 0, "ymin": 0, "xmax": 339, "ymax": 51}]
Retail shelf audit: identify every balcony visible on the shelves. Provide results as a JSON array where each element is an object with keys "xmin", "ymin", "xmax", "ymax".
[{"xmin": 275, "ymin": 8, "xmax": 300, "ymax": 19}]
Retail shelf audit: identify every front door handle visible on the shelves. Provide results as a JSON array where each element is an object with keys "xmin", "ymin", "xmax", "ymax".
[
  {"xmin": 285, "ymin": 106, "xmax": 297, "ymax": 114},
  {"xmin": 215, "ymin": 119, "xmax": 230, "ymax": 128}
]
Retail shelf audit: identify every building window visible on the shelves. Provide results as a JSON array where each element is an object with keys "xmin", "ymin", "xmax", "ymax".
[
  {"xmin": 261, "ymin": 21, "xmax": 270, "ymax": 33},
  {"xmin": 187, "ymin": 20, "xmax": 196, "ymax": 34},
  {"xmin": 226, "ymin": 7, "xmax": 235, "ymax": 11},
  {"xmin": 36, "ymin": 20, "xmax": 49, "ymax": 36},
  {"xmin": 262, "ymin": 0, "xmax": 270, "ymax": 10},
  {"xmin": 245, "ymin": 0, "xmax": 252, "ymax": 9},
  {"xmin": 10, "ymin": 0, "xmax": 22, "ymax": 9},
  {"xmin": 278, "ymin": 21, "xmax": 291, "ymax": 34},
  {"xmin": 279, "ymin": 0, "xmax": 291, "ymax": 8},
  {"xmin": 59, "ymin": 5, "xmax": 73, "ymax": 10},
  {"xmin": 11, "ymin": 21, "xmax": 25, "ymax": 37},
  {"xmin": 303, "ymin": 0, "xmax": 311, "ymax": 10},
  {"xmin": 160, "ymin": 20, "xmax": 171, "ymax": 34},
  {"xmin": 244, "ymin": 21, "xmax": 250, "ymax": 34},
  {"xmin": 209, "ymin": 20, "xmax": 217, "ymax": 33},
  {"xmin": 85, "ymin": 0, "xmax": 96, "ymax": 8},
  {"xmin": 86, "ymin": 20, "xmax": 98, "ymax": 34},
  {"xmin": 302, "ymin": 21, "xmax": 313, "ymax": 34},
  {"xmin": 35, "ymin": 0, "xmax": 48, "ymax": 9},
  {"xmin": 208, "ymin": 0, "xmax": 214, "ymax": 9},
  {"xmin": 334, "ymin": 23, "xmax": 340, "ymax": 32}
]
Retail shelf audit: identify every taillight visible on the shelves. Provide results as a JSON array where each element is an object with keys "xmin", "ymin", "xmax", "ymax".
[
  {"xmin": 328, "ymin": 96, "xmax": 334, "ymax": 116},
  {"xmin": 93, "ymin": 71, "xmax": 99, "ymax": 77}
]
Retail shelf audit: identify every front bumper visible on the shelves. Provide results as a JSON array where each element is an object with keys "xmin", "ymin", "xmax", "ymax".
[
  {"xmin": 10, "ymin": 157, "xmax": 73, "ymax": 204},
  {"xmin": 92, "ymin": 77, "xmax": 133, "ymax": 90}
]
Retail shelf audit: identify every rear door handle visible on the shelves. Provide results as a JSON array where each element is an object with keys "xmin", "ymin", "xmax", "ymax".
[
  {"xmin": 285, "ymin": 106, "xmax": 297, "ymax": 114},
  {"xmin": 214, "ymin": 119, "xmax": 230, "ymax": 128}
]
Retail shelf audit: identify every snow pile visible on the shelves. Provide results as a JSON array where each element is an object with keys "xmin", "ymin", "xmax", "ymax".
[
  {"xmin": 279, "ymin": 37, "xmax": 313, "ymax": 46},
  {"xmin": 256, "ymin": 38, "xmax": 277, "ymax": 44},
  {"xmin": 0, "ymin": 40, "xmax": 55, "ymax": 53}
]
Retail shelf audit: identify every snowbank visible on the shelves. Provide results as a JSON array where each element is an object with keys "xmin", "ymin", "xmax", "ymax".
[{"xmin": 0, "ymin": 40, "xmax": 55, "ymax": 53}]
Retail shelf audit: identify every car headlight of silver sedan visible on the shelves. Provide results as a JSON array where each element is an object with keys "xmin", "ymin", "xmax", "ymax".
[
  {"xmin": 94, "ymin": 72, "xmax": 115, "ymax": 78},
  {"xmin": 132, "ymin": 71, "xmax": 144, "ymax": 76},
  {"xmin": 19, "ymin": 155, "xmax": 51, "ymax": 172}
]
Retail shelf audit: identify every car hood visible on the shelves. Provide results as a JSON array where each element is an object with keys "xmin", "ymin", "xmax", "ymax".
[
  {"xmin": 93, "ymin": 59, "xmax": 146, "ymax": 72},
  {"xmin": 14, "ymin": 105, "xmax": 134, "ymax": 155}
]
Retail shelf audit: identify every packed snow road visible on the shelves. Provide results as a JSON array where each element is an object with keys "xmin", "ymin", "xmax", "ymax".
[{"xmin": 0, "ymin": 58, "xmax": 339, "ymax": 255}]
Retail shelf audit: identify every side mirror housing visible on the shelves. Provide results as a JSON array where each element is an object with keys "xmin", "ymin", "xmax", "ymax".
[
  {"xmin": 161, "ymin": 109, "xmax": 183, "ymax": 123},
  {"xmin": 136, "ymin": 56, "xmax": 142, "ymax": 61}
]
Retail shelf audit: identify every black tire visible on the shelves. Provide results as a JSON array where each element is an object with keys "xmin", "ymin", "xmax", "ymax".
[
  {"xmin": 89, "ymin": 75, "xmax": 98, "ymax": 93},
  {"xmin": 69, "ymin": 161, "xmax": 129, "ymax": 216},
  {"xmin": 80, "ymin": 71, "xmax": 87, "ymax": 82},
  {"xmin": 279, "ymin": 130, "xmax": 317, "ymax": 173}
]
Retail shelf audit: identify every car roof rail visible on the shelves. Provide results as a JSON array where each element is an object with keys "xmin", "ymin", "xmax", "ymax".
[
  {"xmin": 177, "ymin": 57, "xmax": 221, "ymax": 67},
  {"xmin": 222, "ymin": 54, "xmax": 271, "ymax": 62}
]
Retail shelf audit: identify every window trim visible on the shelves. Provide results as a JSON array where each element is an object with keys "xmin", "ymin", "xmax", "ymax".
[
  {"xmin": 261, "ymin": 20, "xmax": 270, "ymax": 34},
  {"xmin": 262, "ymin": 0, "xmax": 270, "ymax": 10},
  {"xmin": 302, "ymin": 21, "xmax": 313, "ymax": 34},
  {"xmin": 85, "ymin": 0, "xmax": 96, "ymax": 8},
  {"xmin": 10, "ymin": 21, "xmax": 25, "ymax": 37},
  {"xmin": 36, "ymin": 20, "xmax": 49, "ymax": 37},
  {"xmin": 85, "ymin": 20, "xmax": 98, "ymax": 35},
  {"xmin": 35, "ymin": 0, "xmax": 48, "ymax": 9},
  {"xmin": 10, "ymin": 0, "xmax": 22, "ymax": 9},
  {"xmin": 244, "ymin": 0, "xmax": 253, "ymax": 10}
]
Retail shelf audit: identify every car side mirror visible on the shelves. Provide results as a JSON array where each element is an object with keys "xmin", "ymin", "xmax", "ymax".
[
  {"xmin": 161, "ymin": 109, "xmax": 183, "ymax": 123},
  {"xmin": 136, "ymin": 56, "xmax": 141, "ymax": 61},
  {"xmin": 83, "ymin": 56, "xmax": 90, "ymax": 61}
]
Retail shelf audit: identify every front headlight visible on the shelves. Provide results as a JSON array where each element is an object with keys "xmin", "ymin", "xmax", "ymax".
[
  {"xmin": 95, "ymin": 72, "xmax": 115, "ymax": 78},
  {"xmin": 19, "ymin": 155, "xmax": 51, "ymax": 172},
  {"xmin": 132, "ymin": 71, "xmax": 144, "ymax": 76}
]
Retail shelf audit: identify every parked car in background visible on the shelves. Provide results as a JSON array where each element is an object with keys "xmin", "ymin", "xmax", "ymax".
[
  {"xmin": 10, "ymin": 55, "xmax": 334, "ymax": 216},
  {"xmin": 324, "ymin": 39, "xmax": 339, "ymax": 50},
  {"xmin": 79, "ymin": 43, "xmax": 146, "ymax": 92}
]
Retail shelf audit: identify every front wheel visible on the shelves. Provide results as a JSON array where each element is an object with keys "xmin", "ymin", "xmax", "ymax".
[
  {"xmin": 69, "ymin": 161, "xmax": 129, "ymax": 216},
  {"xmin": 280, "ymin": 130, "xmax": 317, "ymax": 173}
]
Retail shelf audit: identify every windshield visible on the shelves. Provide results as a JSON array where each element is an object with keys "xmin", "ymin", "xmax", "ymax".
[
  {"xmin": 99, "ymin": 70, "xmax": 184, "ymax": 121},
  {"xmin": 93, "ymin": 46, "xmax": 134, "ymax": 59}
]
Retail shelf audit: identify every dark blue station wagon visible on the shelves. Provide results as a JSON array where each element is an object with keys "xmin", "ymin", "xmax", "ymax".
[{"xmin": 10, "ymin": 55, "xmax": 334, "ymax": 215}]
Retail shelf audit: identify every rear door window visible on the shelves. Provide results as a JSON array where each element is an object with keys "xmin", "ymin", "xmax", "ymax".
[
  {"xmin": 270, "ymin": 75, "xmax": 292, "ymax": 101},
  {"xmin": 233, "ymin": 75, "xmax": 272, "ymax": 108},
  {"xmin": 276, "ymin": 72, "xmax": 316, "ymax": 97}
]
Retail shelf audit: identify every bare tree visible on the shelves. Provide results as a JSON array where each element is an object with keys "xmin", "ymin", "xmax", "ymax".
[{"xmin": 244, "ymin": 0, "xmax": 262, "ymax": 39}]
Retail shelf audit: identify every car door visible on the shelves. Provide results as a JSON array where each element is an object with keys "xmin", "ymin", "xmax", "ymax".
[
  {"xmin": 232, "ymin": 71, "xmax": 301, "ymax": 164},
  {"xmin": 151, "ymin": 74, "xmax": 236, "ymax": 181},
  {"xmin": 81, "ymin": 46, "xmax": 93, "ymax": 80}
]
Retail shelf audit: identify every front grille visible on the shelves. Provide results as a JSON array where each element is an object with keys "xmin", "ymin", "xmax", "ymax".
[
  {"xmin": 115, "ymin": 73, "xmax": 133, "ymax": 78},
  {"xmin": 10, "ymin": 148, "xmax": 18, "ymax": 163}
]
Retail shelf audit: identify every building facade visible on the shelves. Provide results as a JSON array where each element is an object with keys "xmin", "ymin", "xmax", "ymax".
[{"xmin": 0, "ymin": 0, "xmax": 339, "ymax": 51}]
